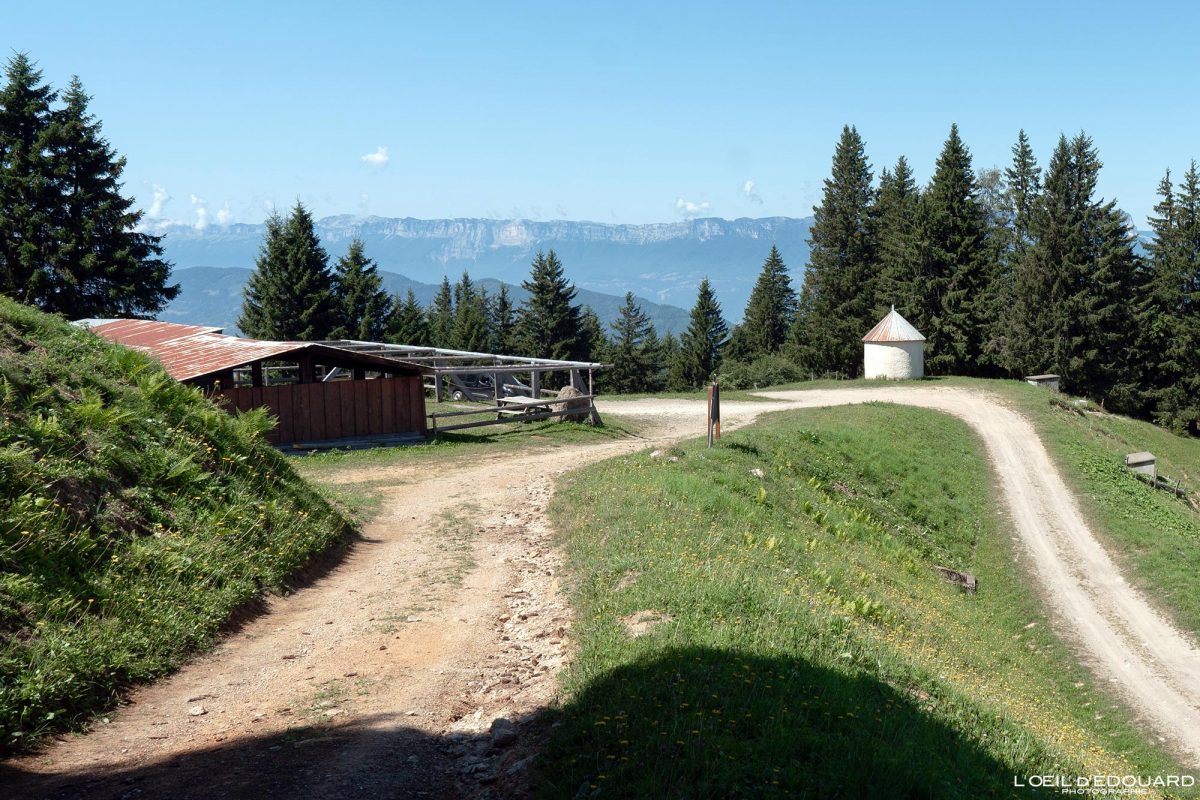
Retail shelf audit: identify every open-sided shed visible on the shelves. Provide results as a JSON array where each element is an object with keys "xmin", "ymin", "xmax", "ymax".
[
  {"xmin": 316, "ymin": 339, "xmax": 609, "ymax": 431},
  {"xmin": 80, "ymin": 320, "xmax": 429, "ymax": 447}
]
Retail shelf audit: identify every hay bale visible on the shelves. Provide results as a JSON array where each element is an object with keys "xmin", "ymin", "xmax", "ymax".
[{"xmin": 556, "ymin": 384, "xmax": 591, "ymax": 423}]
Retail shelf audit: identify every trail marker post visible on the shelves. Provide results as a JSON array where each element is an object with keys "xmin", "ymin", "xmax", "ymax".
[{"xmin": 707, "ymin": 380, "xmax": 721, "ymax": 448}]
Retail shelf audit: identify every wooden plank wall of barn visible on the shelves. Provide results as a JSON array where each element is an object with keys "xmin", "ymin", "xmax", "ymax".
[{"xmin": 215, "ymin": 376, "xmax": 426, "ymax": 443}]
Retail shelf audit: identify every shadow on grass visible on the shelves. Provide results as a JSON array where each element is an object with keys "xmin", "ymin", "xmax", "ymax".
[
  {"xmin": 1, "ymin": 648, "xmax": 1061, "ymax": 799},
  {"xmin": 534, "ymin": 647, "xmax": 1054, "ymax": 799}
]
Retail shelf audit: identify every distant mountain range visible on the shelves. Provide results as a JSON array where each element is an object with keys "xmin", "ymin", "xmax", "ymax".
[
  {"xmin": 153, "ymin": 215, "xmax": 815, "ymax": 335},
  {"xmin": 162, "ymin": 266, "xmax": 693, "ymax": 336}
]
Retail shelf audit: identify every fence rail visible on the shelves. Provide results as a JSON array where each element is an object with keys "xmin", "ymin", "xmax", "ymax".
[{"xmin": 428, "ymin": 395, "xmax": 597, "ymax": 434}]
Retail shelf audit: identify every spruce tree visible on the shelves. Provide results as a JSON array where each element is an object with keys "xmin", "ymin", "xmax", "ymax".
[
  {"xmin": 1147, "ymin": 163, "xmax": 1200, "ymax": 432},
  {"xmin": 1, "ymin": 58, "xmax": 176, "ymax": 317},
  {"xmin": 427, "ymin": 276, "xmax": 454, "ymax": 347},
  {"xmin": 238, "ymin": 202, "xmax": 337, "ymax": 340},
  {"xmin": 517, "ymin": 249, "xmax": 584, "ymax": 361},
  {"xmin": 609, "ymin": 292, "xmax": 658, "ymax": 393},
  {"xmin": 489, "ymin": 284, "xmax": 517, "ymax": 354},
  {"xmin": 872, "ymin": 156, "xmax": 924, "ymax": 320},
  {"xmin": 655, "ymin": 331, "xmax": 679, "ymax": 392},
  {"xmin": 1013, "ymin": 134, "xmax": 1140, "ymax": 404},
  {"xmin": 974, "ymin": 165, "xmax": 1015, "ymax": 376},
  {"xmin": 451, "ymin": 271, "xmax": 490, "ymax": 352},
  {"xmin": 1002, "ymin": 132, "xmax": 1048, "ymax": 374},
  {"xmin": 671, "ymin": 278, "xmax": 728, "ymax": 389},
  {"xmin": 386, "ymin": 288, "xmax": 430, "ymax": 346},
  {"xmin": 922, "ymin": 124, "xmax": 989, "ymax": 375},
  {"xmin": 730, "ymin": 245, "xmax": 796, "ymax": 359},
  {"xmin": 330, "ymin": 238, "xmax": 392, "ymax": 340},
  {"xmin": 1006, "ymin": 130, "xmax": 1042, "ymax": 257},
  {"xmin": 790, "ymin": 125, "xmax": 877, "ymax": 377},
  {"xmin": 578, "ymin": 306, "xmax": 607, "ymax": 366},
  {"xmin": 0, "ymin": 54, "xmax": 58, "ymax": 307}
]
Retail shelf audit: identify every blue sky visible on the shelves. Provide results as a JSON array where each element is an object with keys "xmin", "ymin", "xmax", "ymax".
[{"xmin": 7, "ymin": 1, "xmax": 1199, "ymax": 229}]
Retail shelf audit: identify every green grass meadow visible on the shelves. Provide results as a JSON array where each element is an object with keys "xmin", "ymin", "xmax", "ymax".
[{"xmin": 541, "ymin": 403, "xmax": 1192, "ymax": 798}]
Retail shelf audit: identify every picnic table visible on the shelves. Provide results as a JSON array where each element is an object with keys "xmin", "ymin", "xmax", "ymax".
[{"xmin": 494, "ymin": 395, "xmax": 554, "ymax": 418}]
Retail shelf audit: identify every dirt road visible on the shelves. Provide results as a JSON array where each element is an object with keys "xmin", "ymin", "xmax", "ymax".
[
  {"xmin": 5, "ymin": 386, "xmax": 1198, "ymax": 799},
  {"xmin": 0, "ymin": 404, "xmax": 768, "ymax": 800},
  {"xmin": 621, "ymin": 387, "xmax": 1200, "ymax": 766}
]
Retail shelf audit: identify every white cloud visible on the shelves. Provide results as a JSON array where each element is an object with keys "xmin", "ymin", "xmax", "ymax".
[
  {"xmin": 361, "ymin": 146, "xmax": 390, "ymax": 170},
  {"xmin": 147, "ymin": 184, "xmax": 171, "ymax": 217},
  {"xmin": 742, "ymin": 180, "xmax": 763, "ymax": 204},
  {"xmin": 675, "ymin": 197, "xmax": 710, "ymax": 218},
  {"xmin": 190, "ymin": 194, "xmax": 208, "ymax": 231},
  {"xmin": 215, "ymin": 202, "xmax": 233, "ymax": 226}
]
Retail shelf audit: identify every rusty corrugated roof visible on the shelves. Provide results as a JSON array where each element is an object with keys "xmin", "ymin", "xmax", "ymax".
[
  {"xmin": 83, "ymin": 319, "xmax": 225, "ymax": 348},
  {"xmin": 862, "ymin": 306, "xmax": 925, "ymax": 343},
  {"xmin": 84, "ymin": 319, "xmax": 425, "ymax": 382}
]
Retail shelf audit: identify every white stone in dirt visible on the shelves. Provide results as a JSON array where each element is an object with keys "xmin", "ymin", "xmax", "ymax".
[{"xmin": 187, "ymin": 706, "xmax": 207, "ymax": 716}]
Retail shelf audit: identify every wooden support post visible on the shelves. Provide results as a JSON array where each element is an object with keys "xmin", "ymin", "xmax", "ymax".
[
  {"xmin": 298, "ymin": 356, "xmax": 315, "ymax": 384},
  {"xmin": 353, "ymin": 367, "xmax": 366, "ymax": 381},
  {"xmin": 531, "ymin": 370, "xmax": 541, "ymax": 399},
  {"xmin": 493, "ymin": 371, "xmax": 501, "ymax": 404},
  {"xmin": 251, "ymin": 361, "xmax": 264, "ymax": 387},
  {"xmin": 588, "ymin": 368, "xmax": 603, "ymax": 426}
]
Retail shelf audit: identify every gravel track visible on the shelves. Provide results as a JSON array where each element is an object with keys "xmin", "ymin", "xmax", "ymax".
[{"xmin": 5, "ymin": 385, "xmax": 1196, "ymax": 800}]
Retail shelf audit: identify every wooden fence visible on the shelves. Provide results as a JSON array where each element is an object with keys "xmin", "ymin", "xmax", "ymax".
[{"xmin": 216, "ymin": 375, "xmax": 426, "ymax": 444}]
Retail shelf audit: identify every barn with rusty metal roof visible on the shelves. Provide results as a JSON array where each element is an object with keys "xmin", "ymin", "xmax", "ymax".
[{"xmin": 78, "ymin": 319, "xmax": 430, "ymax": 447}]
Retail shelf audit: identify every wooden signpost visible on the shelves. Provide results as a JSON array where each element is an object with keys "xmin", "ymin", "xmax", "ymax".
[{"xmin": 707, "ymin": 380, "xmax": 721, "ymax": 448}]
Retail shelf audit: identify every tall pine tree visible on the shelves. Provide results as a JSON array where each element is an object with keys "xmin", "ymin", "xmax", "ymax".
[
  {"xmin": 238, "ymin": 202, "xmax": 337, "ymax": 340},
  {"xmin": 330, "ymin": 238, "xmax": 392, "ymax": 340},
  {"xmin": 0, "ymin": 56, "xmax": 175, "ymax": 317},
  {"xmin": 517, "ymin": 249, "xmax": 584, "ymax": 361},
  {"xmin": 671, "ymin": 278, "xmax": 728, "ymax": 389},
  {"xmin": 427, "ymin": 276, "xmax": 454, "ymax": 347},
  {"xmin": 1012, "ymin": 134, "xmax": 1140, "ymax": 405},
  {"xmin": 489, "ymin": 284, "xmax": 518, "ymax": 354},
  {"xmin": 608, "ymin": 292, "xmax": 658, "ymax": 393},
  {"xmin": 790, "ymin": 125, "xmax": 877, "ymax": 377},
  {"xmin": 578, "ymin": 306, "xmax": 607, "ymax": 366},
  {"xmin": 872, "ymin": 156, "xmax": 924, "ymax": 320},
  {"xmin": 999, "ymin": 131, "xmax": 1047, "ymax": 375},
  {"xmin": 451, "ymin": 271, "xmax": 490, "ymax": 352},
  {"xmin": 386, "ymin": 288, "xmax": 430, "ymax": 346},
  {"xmin": 921, "ymin": 124, "xmax": 989, "ymax": 375},
  {"xmin": 729, "ymin": 245, "xmax": 796, "ymax": 360},
  {"xmin": 1146, "ymin": 163, "xmax": 1200, "ymax": 432}
]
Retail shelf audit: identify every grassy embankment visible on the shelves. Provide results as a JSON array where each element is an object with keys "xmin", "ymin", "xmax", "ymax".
[
  {"xmin": 542, "ymin": 403, "xmax": 1192, "ymax": 798},
  {"xmin": 762, "ymin": 375, "xmax": 1200, "ymax": 638},
  {"xmin": 0, "ymin": 299, "xmax": 359, "ymax": 753}
]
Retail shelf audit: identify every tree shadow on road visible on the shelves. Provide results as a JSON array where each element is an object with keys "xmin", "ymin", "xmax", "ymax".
[
  {"xmin": 0, "ymin": 711, "xmax": 532, "ymax": 800},
  {"xmin": 533, "ymin": 646, "xmax": 1057, "ymax": 799},
  {"xmin": 2, "ymin": 647, "xmax": 1061, "ymax": 799}
]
